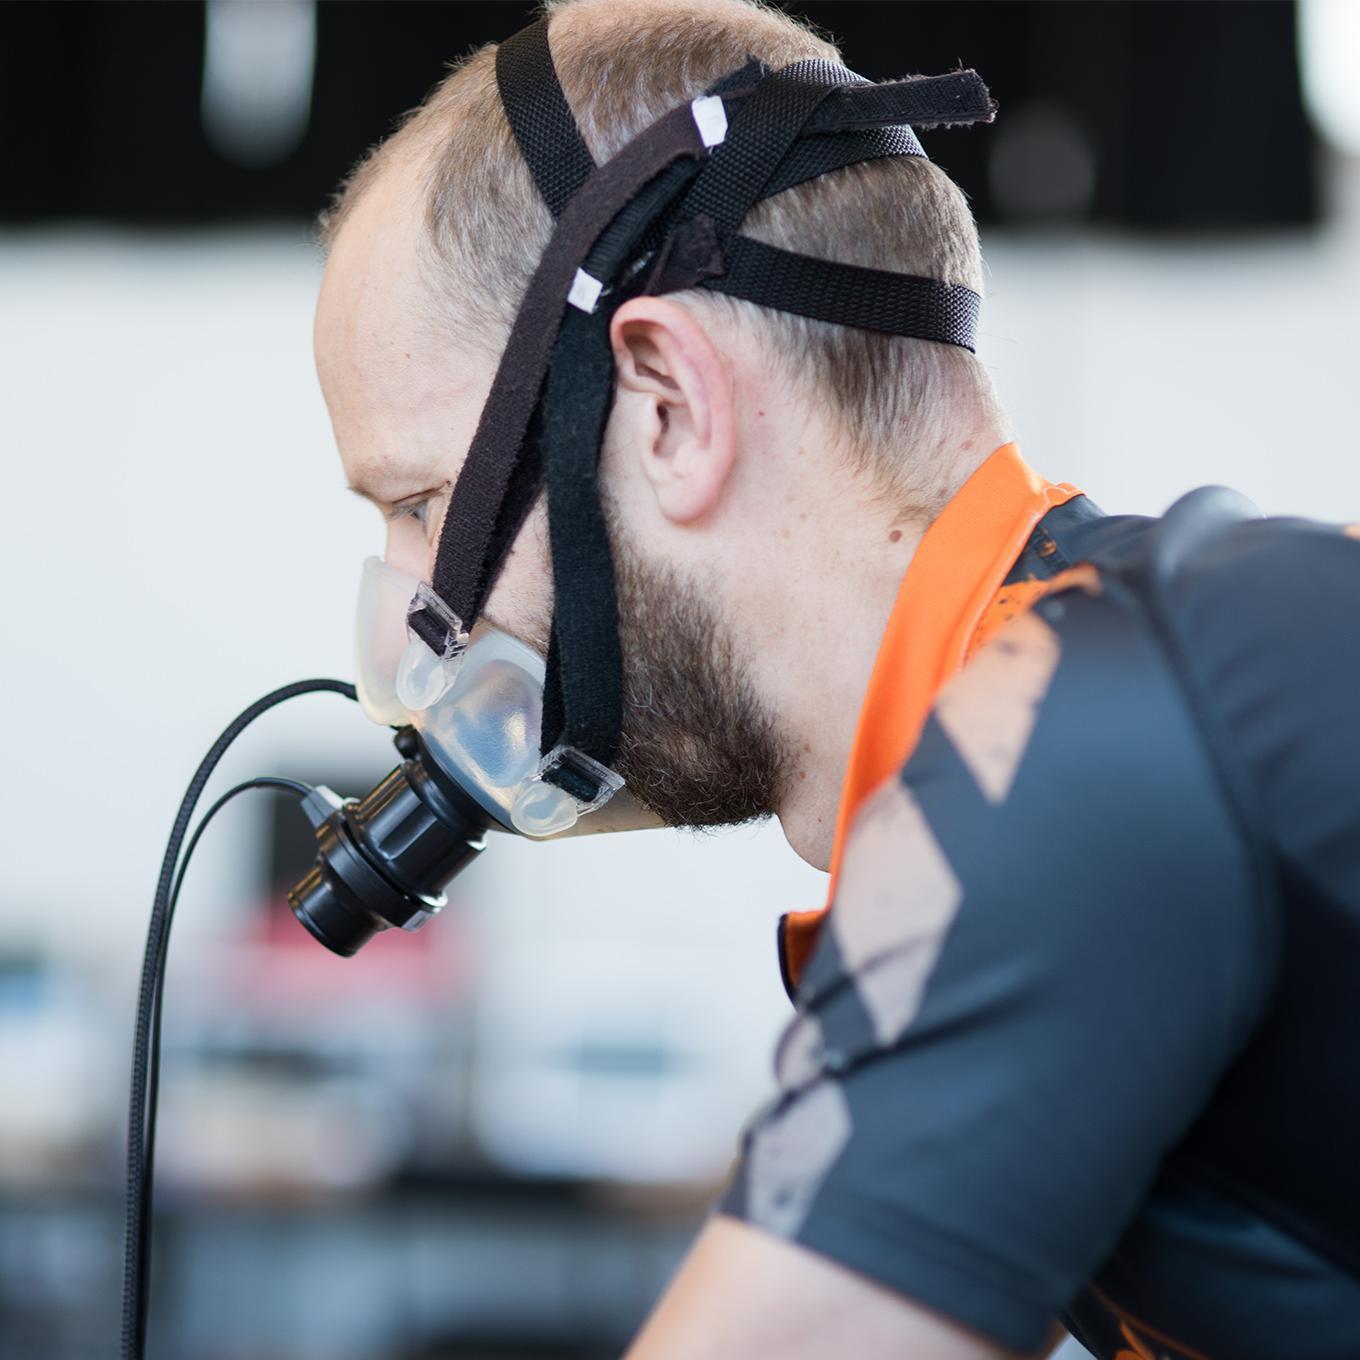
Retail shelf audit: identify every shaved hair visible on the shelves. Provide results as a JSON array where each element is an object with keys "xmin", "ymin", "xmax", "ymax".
[{"xmin": 321, "ymin": 0, "xmax": 1010, "ymax": 511}]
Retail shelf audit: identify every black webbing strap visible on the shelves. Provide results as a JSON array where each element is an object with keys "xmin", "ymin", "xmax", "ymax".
[
  {"xmin": 426, "ymin": 100, "xmax": 713, "ymax": 637},
  {"xmin": 669, "ymin": 65, "xmax": 994, "ymax": 231},
  {"xmin": 704, "ymin": 235, "xmax": 982, "ymax": 350},
  {"xmin": 754, "ymin": 70, "xmax": 1002, "ymax": 202},
  {"xmin": 677, "ymin": 60, "xmax": 842, "ymax": 235},
  {"xmin": 539, "ymin": 304, "xmax": 624, "ymax": 787},
  {"xmin": 477, "ymin": 396, "xmax": 547, "ymax": 610},
  {"xmin": 425, "ymin": 16, "xmax": 1002, "ymax": 807},
  {"xmin": 634, "ymin": 60, "xmax": 994, "ymax": 348},
  {"xmin": 636, "ymin": 61, "xmax": 990, "ymax": 349},
  {"xmin": 467, "ymin": 47, "xmax": 977, "ymax": 652},
  {"xmin": 760, "ymin": 123, "xmax": 923, "ymax": 200},
  {"xmin": 803, "ymin": 70, "xmax": 995, "ymax": 132},
  {"xmin": 528, "ymin": 61, "xmax": 997, "ymax": 788},
  {"xmin": 534, "ymin": 68, "xmax": 924, "ymax": 791},
  {"xmin": 530, "ymin": 64, "xmax": 844, "ymax": 792},
  {"xmin": 537, "ymin": 157, "xmax": 712, "ymax": 788},
  {"xmin": 495, "ymin": 18, "xmax": 594, "ymax": 219},
  {"xmin": 630, "ymin": 63, "xmax": 928, "ymax": 283}
]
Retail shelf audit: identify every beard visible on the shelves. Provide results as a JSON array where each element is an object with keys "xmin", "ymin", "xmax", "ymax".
[{"xmin": 605, "ymin": 507, "xmax": 791, "ymax": 830}]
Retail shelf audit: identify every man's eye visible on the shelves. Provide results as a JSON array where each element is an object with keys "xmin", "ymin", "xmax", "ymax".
[{"xmin": 391, "ymin": 499, "xmax": 430, "ymax": 529}]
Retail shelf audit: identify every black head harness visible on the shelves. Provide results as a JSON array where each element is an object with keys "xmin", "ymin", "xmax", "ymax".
[{"xmin": 409, "ymin": 15, "xmax": 996, "ymax": 815}]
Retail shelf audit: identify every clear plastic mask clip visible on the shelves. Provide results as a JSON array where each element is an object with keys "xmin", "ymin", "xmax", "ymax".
[
  {"xmin": 510, "ymin": 744, "xmax": 625, "ymax": 838},
  {"xmin": 396, "ymin": 583, "xmax": 470, "ymax": 712}
]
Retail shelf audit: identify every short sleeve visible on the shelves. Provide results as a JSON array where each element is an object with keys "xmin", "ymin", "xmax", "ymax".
[{"xmin": 719, "ymin": 580, "xmax": 1274, "ymax": 1354}]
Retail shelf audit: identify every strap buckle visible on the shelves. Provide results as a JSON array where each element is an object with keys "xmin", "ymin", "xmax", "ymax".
[
  {"xmin": 510, "ymin": 744, "xmax": 626, "ymax": 838},
  {"xmin": 397, "ymin": 584, "xmax": 469, "ymax": 711},
  {"xmin": 538, "ymin": 743, "xmax": 625, "ymax": 811}
]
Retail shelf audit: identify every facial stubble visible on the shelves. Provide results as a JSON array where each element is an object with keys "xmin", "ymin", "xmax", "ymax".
[{"xmin": 605, "ymin": 507, "xmax": 792, "ymax": 830}]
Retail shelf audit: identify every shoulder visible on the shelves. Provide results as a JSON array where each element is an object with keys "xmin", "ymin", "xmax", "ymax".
[
  {"xmin": 807, "ymin": 549, "xmax": 1270, "ymax": 1037},
  {"xmin": 805, "ymin": 543, "xmax": 1276, "ymax": 1042},
  {"xmin": 1129, "ymin": 492, "xmax": 1360, "ymax": 892},
  {"xmin": 725, "ymin": 544, "xmax": 1274, "ymax": 1357},
  {"xmin": 1086, "ymin": 484, "xmax": 1360, "ymax": 657},
  {"xmin": 923, "ymin": 559, "xmax": 1192, "ymax": 816}
]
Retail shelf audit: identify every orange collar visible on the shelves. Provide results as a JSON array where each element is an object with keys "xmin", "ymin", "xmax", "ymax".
[{"xmin": 781, "ymin": 443, "xmax": 1080, "ymax": 986}]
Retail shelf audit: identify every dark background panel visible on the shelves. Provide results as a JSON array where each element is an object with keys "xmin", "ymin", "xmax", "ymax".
[{"xmin": 0, "ymin": 2, "xmax": 1319, "ymax": 230}]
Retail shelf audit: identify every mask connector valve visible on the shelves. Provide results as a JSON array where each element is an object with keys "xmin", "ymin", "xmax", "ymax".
[{"xmin": 287, "ymin": 729, "xmax": 491, "ymax": 956}]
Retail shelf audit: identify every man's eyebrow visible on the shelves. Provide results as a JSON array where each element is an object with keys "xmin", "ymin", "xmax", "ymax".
[{"xmin": 347, "ymin": 484, "xmax": 431, "ymax": 511}]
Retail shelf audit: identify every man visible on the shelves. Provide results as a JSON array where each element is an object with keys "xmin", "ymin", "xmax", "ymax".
[{"xmin": 314, "ymin": 1, "xmax": 1360, "ymax": 1356}]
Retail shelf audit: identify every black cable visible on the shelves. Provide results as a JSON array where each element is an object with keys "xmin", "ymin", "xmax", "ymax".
[
  {"xmin": 137, "ymin": 775, "xmax": 314, "ymax": 1332},
  {"xmin": 121, "ymin": 679, "xmax": 356, "ymax": 1360}
]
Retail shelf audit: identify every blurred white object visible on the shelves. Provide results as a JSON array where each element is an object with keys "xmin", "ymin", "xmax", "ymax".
[
  {"xmin": 1299, "ymin": 0, "xmax": 1360, "ymax": 155},
  {"xmin": 0, "ymin": 962, "xmax": 112, "ymax": 1182},
  {"xmin": 201, "ymin": 0, "xmax": 316, "ymax": 168},
  {"xmin": 155, "ymin": 1071, "xmax": 405, "ymax": 1193},
  {"xmin": 468, "ymin": 826, "xmax": 808, "ymax": 1185},
  {"xmin": 473, "ymin": 936, "xmax": 754, "ymax": 1183}
]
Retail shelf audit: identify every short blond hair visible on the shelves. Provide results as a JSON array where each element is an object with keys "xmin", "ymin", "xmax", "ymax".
[{"xmin": 322, "ymin": 0, "xmax": 1009, "ymax": 509}]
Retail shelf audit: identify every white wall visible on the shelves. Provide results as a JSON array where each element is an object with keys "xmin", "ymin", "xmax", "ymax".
[
  {"xmin": 0, "ymin": 229, "xmax": 814, "ymax": 1174},
  {"xmin": 2, "ymin": 149, "xmax": 1358, "ymax": 1189},
  {"xmin": 983, "ymin": 153, "xmax": 1360, "ymax": 519}
]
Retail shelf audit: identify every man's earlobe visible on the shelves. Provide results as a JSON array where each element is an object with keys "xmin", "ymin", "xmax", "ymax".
[{"xmin": 610, "ymin": 296, "xmax": 736, "ymax": 525}]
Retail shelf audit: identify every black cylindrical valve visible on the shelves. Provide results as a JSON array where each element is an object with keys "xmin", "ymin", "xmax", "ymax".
[{"xmin": 287, "ymin": 728, "xmax": 491, "ymax": 956}]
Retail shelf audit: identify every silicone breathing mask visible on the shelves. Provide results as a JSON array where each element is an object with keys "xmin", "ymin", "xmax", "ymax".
[
  {"xmin": 356, "ymin": 555, "xmax": 631, "ymax": 839},
  {"xmin": 276, "ymin": 557, "xmax": 663, "ymax": 959}
]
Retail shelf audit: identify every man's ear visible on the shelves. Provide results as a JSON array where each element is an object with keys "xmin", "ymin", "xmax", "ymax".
[{"xmin": 609, "ymin": 296, "xmax": 736, "ymax": 524}]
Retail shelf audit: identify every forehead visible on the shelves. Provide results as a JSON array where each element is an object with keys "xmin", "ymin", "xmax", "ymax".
[{"xmin": 314, "ymin": 149, "xmax": 496, "ymax": 498}]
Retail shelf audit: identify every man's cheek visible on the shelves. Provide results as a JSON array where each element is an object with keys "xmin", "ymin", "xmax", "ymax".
[
  {"xmin": 383, "ymin": 521, "xmax": 430, "ymax": 578},
  {"xmin": 484, "ymin": 504, "xmax": 555, "ymax": 653}
]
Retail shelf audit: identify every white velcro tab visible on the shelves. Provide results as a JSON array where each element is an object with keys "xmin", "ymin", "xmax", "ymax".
[
  {"xmin": 691, "ymin": 95, "xmax": 729, "ymax": 148},
  {"xmin": 567, "ymin": 268, "xmax": 604, "ymax": 313}
]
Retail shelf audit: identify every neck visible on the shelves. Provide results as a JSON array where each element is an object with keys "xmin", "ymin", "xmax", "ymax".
[{"xmin": 749, "ymin": 435, "xmax": 999, "ymax": 870}]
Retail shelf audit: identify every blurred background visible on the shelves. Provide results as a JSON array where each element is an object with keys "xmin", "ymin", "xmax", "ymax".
[{"xmin": 1, "ymin": 1, "xmax": 1357, "ymax": 1357}]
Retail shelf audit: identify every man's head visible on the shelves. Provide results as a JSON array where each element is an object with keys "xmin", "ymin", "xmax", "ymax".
[{"xmin": 314, "ymin": 0, "xmax": 1009, "ymax": 849}]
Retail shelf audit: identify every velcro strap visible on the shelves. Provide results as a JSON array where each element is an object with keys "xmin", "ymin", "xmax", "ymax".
[
  {"xmin": 760, "ymin": 123, "xmax": 925, "ymax": 199},
  {"xmin": 539, "ymin": 305, "xmax": 623, "ymax": 775},
  {"xmin": 676, "ymin": 60, "xmax": 844, "ymax": 235},
  {"xmin": 802, "ymin": 70, "xmax": 996, "ymax": 132}
]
